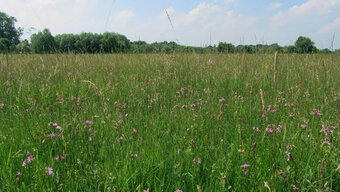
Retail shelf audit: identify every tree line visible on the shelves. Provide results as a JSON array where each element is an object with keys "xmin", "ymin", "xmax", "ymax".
[{"xmin": 1, "ymin": 11, "xmax": 338, "ymax": 54}]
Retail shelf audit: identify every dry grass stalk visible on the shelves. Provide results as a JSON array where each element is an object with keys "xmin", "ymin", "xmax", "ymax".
[
  {"xmin": 260, "ymin": 89, "xmax": 268, "ymax": 122},
  {"xmin": 274, "ymin": 51, "xmax": 278, "ymax": 82}
]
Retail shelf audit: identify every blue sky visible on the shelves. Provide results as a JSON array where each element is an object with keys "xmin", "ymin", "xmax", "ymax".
[{"xmin": 1, "ymin": 0, "xmax": 340, "ymax": 49}]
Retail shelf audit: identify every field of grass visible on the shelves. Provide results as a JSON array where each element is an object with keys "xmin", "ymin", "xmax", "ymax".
[{"xmin": 0, "ymin": 53, "xmax": 339, "ymax": 191}]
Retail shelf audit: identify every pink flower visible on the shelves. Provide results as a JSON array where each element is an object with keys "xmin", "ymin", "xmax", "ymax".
[
  {"xmin": 54, "ymin": 155, "xmax": 65, "ymax": 160},
  {"xmin": 85, "ymin": 120, "xmax": 93, "ymax": 125},
  {"xmin": 266, "ymin": 128, "xmax": 273, "ymax": 133},
  {"xmin": 209, "ymin": 59, "xmax": 214, "ymax": 64},
  {"xmin": 175, "ymin": 190, "xmax": 183, "ymax": 192},
  {"xmin": 193, "ymin": 157, "xmax": 201, "ymax": 164},
  {"xmin": 219, "ymin": 98, "xmax": 225, "ymax": 103},
  {"xmin": 16, "ymin": 172, "xmax": 22, "ymax": 176},
  {"xmin": 132, "ymin": 128, "xmax": 137, "ymax": 136},
  {"xmin": 264, "ymin": 181, "xmax": 269, "ymax": 188},
  {"xmin": 143, "ymin": 189, "xmax": 149, "ymax": 192},
  {"xmin": 204, "ymin": 88, "xmax": 210, "ymax": 94},
  {"xmin": 240, "ymin": 164, "xmax": 250, "ymax": 169},
  {"xmin": 290, "ymin": 184, "xmax": 299, "ymax": 190},
  {"xmin": 45, "ymin": 167, "xmax": 54, "ymax": 175},
  {"xmin": 244, "ymin": 171, "xmax": 248, "ymax": 175},
  {"xmin": 67, "ymin": 72, "xmax": 72, "ymax": 77},
  {"xmin": 253, "ymin": 127, "xmax": 260, "ymax": 132},
  {"xmin": 55, "ymin": 126, "xmax": 62, "ymax": 131}
]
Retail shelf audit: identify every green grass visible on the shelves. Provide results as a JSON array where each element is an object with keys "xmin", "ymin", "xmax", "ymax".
[{"xmin": 0, "ymin": 53, "xmax": 339, "ymax": 191}]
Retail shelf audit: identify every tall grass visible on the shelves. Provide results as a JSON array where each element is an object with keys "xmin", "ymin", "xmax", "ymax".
[{"xmin": 0, "ymin": 53, "xmax": 339, "ymax": 191}]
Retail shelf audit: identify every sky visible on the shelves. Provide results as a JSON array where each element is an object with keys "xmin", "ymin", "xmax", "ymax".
[{"xmin": 1, "ymin": 0, "xmax": 340, "ymax": 49}]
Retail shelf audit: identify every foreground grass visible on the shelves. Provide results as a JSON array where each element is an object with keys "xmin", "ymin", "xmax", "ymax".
[{"xmin": 0, "ymin": 53, "xmax": 339, "ymax": 191}]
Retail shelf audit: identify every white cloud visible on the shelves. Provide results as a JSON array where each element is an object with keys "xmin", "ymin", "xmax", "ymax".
[
  {"xmin": 155, "ymin": 3, "xmax": 257, "ymax": 45},
  {"xmin": 320, "ymin": 17, "xmax": 340, "ymax": 33},
  {"xmin": 271, "ymin": 0, "xmax": 340, "ymax": 28},
  {"xmin": 114, "ymin": 10, "xmax": 134, "ymax": 21},
  {"xmin": 269, "ymin": 3, "xmax": 283, "ymax": 10},
  {"xmin": 0, "ymin": 0, "xmax": 99, "ymax": 38},
  {"xmin": 108, "ymin": 10, "xmax": 135, "ymax": 30}
]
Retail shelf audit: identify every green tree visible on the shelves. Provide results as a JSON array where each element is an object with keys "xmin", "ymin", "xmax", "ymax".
[
  {"xmin": 30, "ymin": 29, "xmax": 56, "ymax": 53},
  {"xmin": 217, "ymin": 42, "xmax": 234, "ymax": 53},
  {"xmin": 0, "ymin": 38, "xmax": 10, "ymax": 53},
  {"xmin": 295, "ymin": 36, "xmax": 317, "ymax": 53},
  {"xmin": 16, "ymin": 39, "xmax": 30, "ymax": 53},
  {"xmin": 0, "ymin": 12, "xmax": 23, "ymax": 47}
]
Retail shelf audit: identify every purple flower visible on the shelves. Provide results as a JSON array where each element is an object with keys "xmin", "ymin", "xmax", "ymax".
[
  {"xmin": 219, "ymin": 98, "xmax": 225, "ymax": 103},
  {"xmin": 175, "ymin": 189, "xmax": 183, "ymax": 192},
  {"xmin": 45, "ymin": 167, "xmax": 54, "ymax": 175},
  {"xmin": 143, "ymin": 189, "xmax": 149, "ymax": 192},
  {"xmin": 16, "ymin": 172, "xmax": 22, "ymax": 176},
  {"xmin": 22, "ymin": 153, "xmax": 35, "ymax": 167},
  {"xmin": 55, "ymin": 126, "xmax": 62, "ymax": 131}
]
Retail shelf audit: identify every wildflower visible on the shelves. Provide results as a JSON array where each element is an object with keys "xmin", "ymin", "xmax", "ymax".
[
  {"xmin": 45, "ymin": 167, "xmax": 54, "ymax": 175},
  {"xmin": 143, "ymin": 189, "xmax": 149, "ymax": 192},
  {"xmin": 16, "ymin": 172, "xmax": 22, "ymax": 176},
  {"xmin": 244, "ymin": 171, "xmax": 248, "ymax": 175},
  {"xmin": 278, "ymin": 170, "xmax": 287, "ymax": 179},
  {"xmin": 277, "ymin": 125, "xmax": 282, "ymax": 133},
  {"xmin": 85, "ymin": 120, "xmax": 93, "ymax": 125},
  {"xmin": 131, "ymin": 154, "xmax": 138, "ymax": 158},
  {"xmin": 240, "ymin": 164, "xmax": 250, "ymax": 169},
  {"xmin": 219, "ymin": 98, "xmax": 225, "ymax": 103},
  {"xmin": 301, "ymin": 124, "xmax": 307, "ymax": 128},
  {"xmin": 264, "ymin": 181, "xmax": 269, "ymax": 188},
  {"xmin": 67, "ymin": 72, "xmax": 72, "ymax": 77},
  {"xmin": 132, "ymin": 128, "xmax": 137, "ymax": 136},
  {"xmin": 253, "ymin": 127, "xmax": 260, "ymax": 132},
  {"xmin": 285, "ymin": 151, "xmax": 292, "ymax": 161},
  {"xmin": 290, "ymin": 184, "xmax": 299, "ymax": 190},
  {"xmin": 54, "ymin": 155, "xmax": 65, "ymax": 160},
  {"xmin": 22, "ymin": 153, "xmax": 35, "ymax": 167},
  {"xmin": 175, "ymin": 190, "xmax": 183, "ymax": 192},
  {"xmin": 265, "ymin": 128, "xmax": 273, "ymax": 133},
  {"xmin": 209, "ymin": 59, "xmax": 214, "ymax": 64},
  {"xmin": 251, "ymin": 142, "xmax": 257, "ymax": 151},
  {"xmin": 302, "ymin": 118, "xmax": 308, "ymax": 123},
  {"xmin": 55, "ymin": 126, "xmax": 62, "ymax": 131},
  {"xmin": 182, "ymin": 105, "xmax": 187, "ymax": 108},
  {"xmin": 204, "ymin": 88, "xmax": 210, "ymax": 94},
  {"xmin": 193, "ymin": 157, "xmax": 201, "ymax": 164}
]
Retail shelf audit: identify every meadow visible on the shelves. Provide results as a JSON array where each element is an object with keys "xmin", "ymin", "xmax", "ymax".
[{"xmin": 0, "ymin": 53, "xmax": 339, "ymax": 191}]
